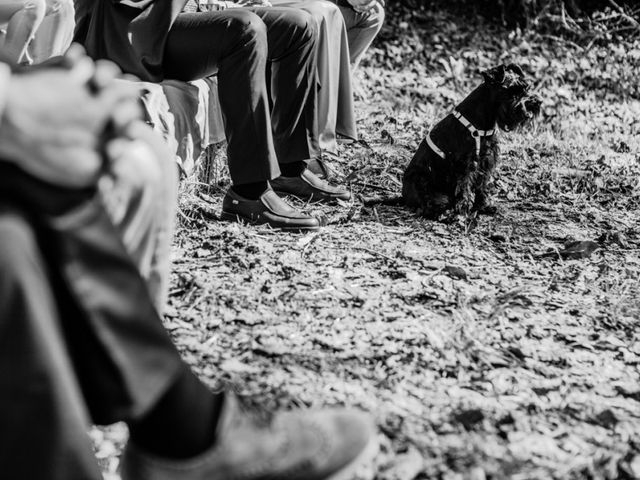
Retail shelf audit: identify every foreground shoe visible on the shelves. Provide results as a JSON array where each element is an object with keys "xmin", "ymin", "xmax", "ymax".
[
  {"xmin": 120, "ymin": 394, "xmax": 378, "ymax": 480},
  {"xmin": 221, "ymin": 187, "xmax": 324, "ymax": 231},
  {"xmin": 270, "ymin": 168, "xmax": 351, "ymax": 203}
]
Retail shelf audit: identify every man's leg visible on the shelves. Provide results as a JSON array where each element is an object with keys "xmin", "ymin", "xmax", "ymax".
[
  {"xmin": 0, "ymin": 160, "xmax": 375, "ymax": 480},
  {"xmin": 0, "ymin": 161, "xmax": 223, "ymax": 471},
  {"xmin": 164, "ymin": 10, "xmax": 279, "ymax": 187},
  {"xmin": 163, "ymin": 10, "xmax": 326, "ymax": 230},
  {"xmin": 252, "ymin": 6, "xmax": 352, "ymax": 203},
  {"xmin": 269, "ymin": 0, "xmax": 358, "ymax": 164},
  {"xmin": 249, "ymin": 6, "xmax": 318, "ymax": 169},
  {"xmin": 0, "ymin": 206, "xmax": 102, "ymax": 480},
  {"xmin": 334, "ymin": 1, "xmax": 384, "ymax": 68},
  {"xmin": 0, "ymin": 160, "xmax": 186, "ymax": 425}
]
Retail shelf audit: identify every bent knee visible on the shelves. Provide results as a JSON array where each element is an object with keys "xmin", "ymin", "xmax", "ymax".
[
  {"xmin": 226, "ymin": 10, "xmax": 267, "ymax": 43},
  {"xmin": 282, "ymin": 10, "xmax": 316, "ymax": 45},
  {"xmin": 293, "ymin": 10, "xmax": 316, "ymax": 35}
]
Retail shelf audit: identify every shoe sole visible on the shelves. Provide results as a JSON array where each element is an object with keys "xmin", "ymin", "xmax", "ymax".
[
  {"xmin": 220, "ymin": 211, "xmax": 322, "ymax": 232},
  {"xmin": 326, "ymin": 433, "xmax": 379, "ymax": 480}
]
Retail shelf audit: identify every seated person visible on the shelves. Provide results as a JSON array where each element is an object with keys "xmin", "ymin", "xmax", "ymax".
[
  {"xmin": 212, "ymin": 0, "xmax": 358, "ymax": 161},
  {"xmin": 199, "ymin": 0, "xmax": 382, "ymax": 168},
  {"xmin": 75, "ymin": 0, "xmax": 351, "ymax": 232},
  {"xmin": 0, "ymin": 47, "xmax": 376, "ymax": 480},
  {"xmin": 0, "ymin": 0, "xmax": 73, "ymax": 64}
]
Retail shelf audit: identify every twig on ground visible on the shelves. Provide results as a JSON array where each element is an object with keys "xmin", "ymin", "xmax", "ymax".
[
  {"xmin": 607, "ymin": 0, "xmax": 640, "ymax": 28},
  {"xmin": 344, "ymin": 245, "xmax": 397, "ymax": 263},
  {"xmin": 351, "ymin": 181, "xmax": 396, "ymax": 193}
]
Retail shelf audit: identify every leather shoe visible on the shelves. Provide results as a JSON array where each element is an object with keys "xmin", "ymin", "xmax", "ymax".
[
  {"xmin": 120, "ymin": 393, "xmax": 378, "ymax": 480},
  {"xmin": 270, "ymin": 168, "xmax": 351, "ymax": 203},
  {"xmin": 221, "ymin": 187, "xmax": 324, "ymax": 231},
  {"xmin": 305, "ymin": 156, "xmax": 339, "ymax": 181}
]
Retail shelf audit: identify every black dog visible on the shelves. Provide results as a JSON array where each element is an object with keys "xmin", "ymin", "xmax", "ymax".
[{"xmin": 400, "ymin": 64, "xmax": 541, "ymax": 219}]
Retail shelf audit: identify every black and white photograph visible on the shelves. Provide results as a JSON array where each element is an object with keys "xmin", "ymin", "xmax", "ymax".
[{"xmin": 0, "ymin": 0, "xmax": 638, "ymax": 479}]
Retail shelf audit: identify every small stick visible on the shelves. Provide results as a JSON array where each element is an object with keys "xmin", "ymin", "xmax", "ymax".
[{"xmin": 607, "ymin": 0, "xmax": 640, "ymax": 28}]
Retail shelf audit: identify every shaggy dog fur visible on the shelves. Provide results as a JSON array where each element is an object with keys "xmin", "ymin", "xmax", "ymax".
[{"xmin": 400, "ymin": 63, "xmax": 541, "ymax": 219}]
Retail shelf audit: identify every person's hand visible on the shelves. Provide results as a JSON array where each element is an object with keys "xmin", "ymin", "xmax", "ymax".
[
  {"xmin": 44, "ymin": 0, "xmax": 70, "ymax": 15},
  {"xmin": 234, "ymin": 0, "xmax": 272, "ymax": 7},
  {"xmin": 0, "ymin": 47, "xmax": 142, "ymax": 188},
  {"xmin": 347, "ymin": 0, "xmax": 383, "ymax": 13},
  {"xmin": 102, "ymin": 121, "xmax": 165, "ymax": 213},
  {"xmin": 197, "ymin": 0, "xmax": 244, "ymax": 11},
  {"xmin": 99, "ymin": 120, "xmax": 175, "ymax": 245}
]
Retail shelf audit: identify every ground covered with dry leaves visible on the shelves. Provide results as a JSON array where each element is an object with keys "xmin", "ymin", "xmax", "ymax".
[{"xmin": 96, "ymin": 5, "xmax": 640, "ymax": 480}]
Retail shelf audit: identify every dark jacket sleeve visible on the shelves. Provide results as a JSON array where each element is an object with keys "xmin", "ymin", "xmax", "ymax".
[{"xmin": 75, "ymin": 0, "xmax": 189, "ymax": 82}]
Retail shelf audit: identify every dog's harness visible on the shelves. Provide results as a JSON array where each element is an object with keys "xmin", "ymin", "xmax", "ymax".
[
  {"xmin": 427, "ymin": 110, "xmax": 496, "ymax": 160},
  {"xmin": 426, "ymin": 134, "xmax": 445, "ymax": 159}
]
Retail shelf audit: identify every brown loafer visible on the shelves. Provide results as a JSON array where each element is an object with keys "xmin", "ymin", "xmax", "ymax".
[
  {"xmin": 221, "ymin": 187, "xmax": 325, "ymax": 232},
  {"xmin": 120, "ymin": 393, "xmax": 378, "ymax": 480},
  {"xmin": 270, "ymin": 168, "xmax": 351, "ymax": 203}
]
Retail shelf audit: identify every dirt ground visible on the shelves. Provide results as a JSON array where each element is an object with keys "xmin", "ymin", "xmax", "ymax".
[{"xmin": 96, "ymin": 5, "xmax": 640, "ymax": 480}]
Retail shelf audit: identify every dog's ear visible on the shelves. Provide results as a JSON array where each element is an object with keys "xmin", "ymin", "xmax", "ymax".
[{"xmin": 481, "ymin": 65, "xmax": 506, "ymax": 85}]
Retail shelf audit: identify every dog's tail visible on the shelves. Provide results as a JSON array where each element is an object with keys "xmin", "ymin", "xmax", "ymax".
[{"xmin": 361, "ymin": 195, "xmax": 405, "ymax": 207}]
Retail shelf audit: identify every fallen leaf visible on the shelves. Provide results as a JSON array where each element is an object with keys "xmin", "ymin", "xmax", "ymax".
[
  {"xmin": 452, "ymin": 408, "xmax": 485, "ymax": 430},
  {"xmin": 444, "ymin": 265, "xmax": 468, "ymax": 280}
]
